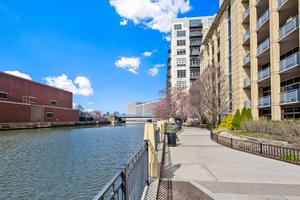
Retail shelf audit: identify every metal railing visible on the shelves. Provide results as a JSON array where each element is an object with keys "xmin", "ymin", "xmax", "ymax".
[
  {"xmin": 278, "ymin": 0, "xmax": 288, "ymax": 9},
  {"xmin": 190, "ymin": 49, "xmax": 200, "ymax": 56},
  {"xmin": 243, "ymin": 77, "xmax": 251, "ymax": 88},
  {"xmin": 243, "ymin": 7, "xmax": 250, "ymax": 21},
  {"xmin": 256, "ymin": 10, "xmax": 269, "ymax": 30},
  {"xmin": 279, "ymin": 15, "xmax": 299, "ymax": 40},
  {"xmin": 257, "ymin": 38, "xmax": 270, "ymax": 56},
  {"xmin": 190, "ymin": 31, "xmax": 202, "ymax": 37},
  {"xmin": 281, "ymin": 89, "xmax": 300, "ymax": 104},
  {"xmin": 280, "ymin": 52, "xmax": 300, "ymax": 72},
  {"xmin": 258, "ymin": 95, "xmax": 271, "ymax": 107},
  {"xmin": 244, "ymin": 100, "xmax": 251, "ymax": 108},
  {"xmin": 243, "ymin": 31, "xmax": 250, "ymax": 44},
  {"xmin": 257, "ymin": 67, "xmax": 270, "ymax": 81},
  {"xmin": 190, "ymin": 40, "xmax": 202, "ymax": 46},
  {"xmin": 190, "ymin": 72, "xmax": 200, "ymax": 79},
  {"xmin": 93, "ymin": 141, "xmax": 149, "ymax": 200},
  {"xmin": 211, "ymin": 131, "xmax": 300, "ymax": 165},
  {"xmin": 243, "ymin": 54, "xmax": 251, "ymax": 65}
]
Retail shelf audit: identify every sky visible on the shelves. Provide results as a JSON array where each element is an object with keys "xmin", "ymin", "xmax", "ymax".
[{"xmin": 0, "ymin": 0, "xmax": 219, "ymax": 113}]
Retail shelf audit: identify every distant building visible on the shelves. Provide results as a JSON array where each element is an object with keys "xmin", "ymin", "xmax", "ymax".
[
  {"xmin": 127, "ymin": 101, "xmax": 159, "ymax": 116},
  {"xmin": 0, "ymin": 72, "xmax": 79, "ymax": 123}
]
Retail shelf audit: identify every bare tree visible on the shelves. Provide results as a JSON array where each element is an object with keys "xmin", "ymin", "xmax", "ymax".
[{"xmin": 189, "ymin": 64, "xmax": 229, "ymax": 126}]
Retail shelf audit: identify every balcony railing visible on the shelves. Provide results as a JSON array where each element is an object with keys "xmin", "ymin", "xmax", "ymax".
[
  {"xmin": 190, "ymin": 31, "xmax": 202, "ymax": 37},
  {"xmin": 256, "ymin": 0, "xmax": 262, "ymax": 6},
  {"xmin": 281, "ymin": 89, "xmax": 300, "ymax": 104},
  {"xmin": 243, "ymin": 31, "xmax": 250, "ymax": 44},
  {"xmin": 244, "ymin": 54, "xmax": 251, "ymax": 65},
  {"xmin": 257, "ymin": 38, "xmax": 270, "ymax": 56},
  {"xmin": 190, "ymin": 62, "xmax": 200, "ymax": 67},
  {"xmin": 258, "ymin": 67, "xmax": 270, "ymax": 81},
  {"xmin": 244, "ymin": 100, "xmax": 251, "ymax": 108},
  {"xmin": 256, "ymin": 10, "xmax": 269, "ymax": 30},
  {"xmin": 278, "ymin": 0, "xmax": 288, "ymax": 9},
  {"xmin": 258, "ymin": 95, "xmax": 271, "ymax": 107},
  {"xmin": 243, "ymin": 7, "xmax": 250, "ymax": 21},
  {"xmin": 190, "ymin": 40, "xmax": 202, "ymax": 46},
  {"xmin": 280, "ymin": 52, "xmax": 300, "ymax": 72},
  {"xmin": 243, "ymin": 77, "xmax": 251, "ymax": 88},
  {"xmin": 279, "ymin": 15, "xmax": 299, "ymax": 40},
  {"xmin": 190, "ymin": 50, "xmax": 200, "ymax": 56},
  {"xmin": 190, "ymin": 72, "xmax": 200, "ymax": 79}
]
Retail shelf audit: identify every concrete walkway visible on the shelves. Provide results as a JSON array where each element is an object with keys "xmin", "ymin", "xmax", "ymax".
[{"xmin": 159, "ymin": 127, "xmax": 300, "ymax": 200}]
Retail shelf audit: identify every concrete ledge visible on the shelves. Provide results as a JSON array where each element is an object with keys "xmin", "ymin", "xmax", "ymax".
[{"xmin": 0, "ymin": 121, "xmax": 111, "ymax": 131}]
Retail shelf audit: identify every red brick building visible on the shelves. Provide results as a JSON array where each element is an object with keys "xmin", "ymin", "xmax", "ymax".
[{"xmin": 0, "ymin": 72, "xmax": 79, "ymax": 123}]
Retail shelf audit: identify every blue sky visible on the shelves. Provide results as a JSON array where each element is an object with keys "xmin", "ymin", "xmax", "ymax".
[{"xmin": 0, "ymin": 0, "xmax": 218, "ymax": 113}]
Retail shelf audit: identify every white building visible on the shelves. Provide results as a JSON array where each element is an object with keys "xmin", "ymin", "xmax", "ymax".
[
  {"xmin": 169, "ymin": 16, "xmax": 215, "ymax": 91},
  {"xmin": 127, "ymin": 100, "xmax": 160, "ymax": 117}
]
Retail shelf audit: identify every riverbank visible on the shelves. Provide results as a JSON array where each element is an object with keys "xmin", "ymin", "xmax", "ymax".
[{"xmin": 0, "ymin": 120, "xmax": 111, "ymax": 131}]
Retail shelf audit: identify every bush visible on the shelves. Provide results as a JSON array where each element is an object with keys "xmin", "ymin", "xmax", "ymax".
[
  {"xmin": 232, "ymin": 109, "xmax": 241, "ymax": 130},
  {"xmin": 218, "ymin": 115, "xmax": 233, "ymax": 130},
  {"xmin": 241, "ymin": 108, "xmax": 253, "ymax": 121}
]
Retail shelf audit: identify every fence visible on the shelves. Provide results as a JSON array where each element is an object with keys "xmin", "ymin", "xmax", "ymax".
[
  {"xmin": 93, "ymin": 141, "xmax": 149, "ymax": 200},
  {"xmin": 210, "ymin": 131, "xmax": 300, "ymax": 165}
]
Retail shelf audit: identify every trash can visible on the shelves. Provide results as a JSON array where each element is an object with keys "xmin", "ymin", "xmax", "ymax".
[{"xmin": 166, "ymin": 128, "xmax": 177, "ymax": 146}]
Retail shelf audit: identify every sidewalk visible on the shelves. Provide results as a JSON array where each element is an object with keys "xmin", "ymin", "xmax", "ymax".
[{"xmin": 158, "ymin": 127, "xmax": 300, "ymax": 200}]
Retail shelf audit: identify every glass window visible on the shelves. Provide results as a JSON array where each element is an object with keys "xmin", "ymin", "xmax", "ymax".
[
  {"xmin": 177, "ymin": 40, "xmax": 186, "ymax": 46},
  {"xmin": 190, "ymin": 19, "xmax": 202, "ymax": 27},
  {"xmin": 177, "ymin": 49, "xmax": 186, "ymax": 55},
  {"xmin": 177, "ymin": 31, "xmax": 186, "ymax": 37},
  {"xmin": 177, "ymin": 81, "xmax": 187, "ymax": 89},
  {"xmin": 174, "ymin": 24, "xmax": 182, "ymax": 30},
  {"xmin": 0, "ymin": 91, "xmax": 7, "ymax": 99},
  {"xmin": 177, "ymin": 58, "xmax": 186, "ymax": 66},
  {"xmin": 47, "ymin": 112, "xmax": 53, "ymax": 118},
  {"xmin": 177, "ymin": 70, "xmax": 186, "ymax": 78},
  {"xmin": 50, "ymin": 100, "xmax": 57, "ymax": 106}
]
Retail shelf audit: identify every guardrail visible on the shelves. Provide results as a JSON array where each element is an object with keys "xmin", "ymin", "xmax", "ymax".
[
  {"xmin": 210, "ymin": 131, "xmax": 300, "ymax": 165},
  {"xmin": 280, "ymin": 52, "xmax": 299, "ymax": 72},
  {"xmin": 279, "ymin": 15, "xmax": 298, "ymax": 40},
  {"xmin": 93, "ymin": 141, "xmax": 149, "ymax": 200}
]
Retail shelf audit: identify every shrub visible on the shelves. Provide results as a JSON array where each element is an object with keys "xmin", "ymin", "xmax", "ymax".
[
  {"xmin": 218, "ymin": 115, "xmax": 233, "ymax": 130},
  {"xmin": 232, "ymin": 109, "xmax": 241, "ymax": 130},
  {"xmin": 241, "ymin": 108, "xmax": 253, "ymax": 121}
]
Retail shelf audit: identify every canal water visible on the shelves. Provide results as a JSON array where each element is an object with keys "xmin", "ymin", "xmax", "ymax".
[{"xmin": 0, "ymin": 124, "xmax": 145, "ymax": 200}]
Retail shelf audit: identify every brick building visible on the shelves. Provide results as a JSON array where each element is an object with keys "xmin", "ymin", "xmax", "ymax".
[{"xmin": 0, "ymin": 72, "xmax": 79, "ymax": 123}]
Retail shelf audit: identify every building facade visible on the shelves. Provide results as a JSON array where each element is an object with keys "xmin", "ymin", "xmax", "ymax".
[
  {"xmin": 0, "ymin": 72, "xmax": 79, "ymax": 123},
  {"xmin": 127, "ymin": 101, "xmax": 159, "ymax": 117},
  {"xmin": 169, "ymin": 16, "xmax": 215, "ymax": 91},
  {"xmin": 201, "ymin": 0, "xmax": 300, "ymax": 120}
]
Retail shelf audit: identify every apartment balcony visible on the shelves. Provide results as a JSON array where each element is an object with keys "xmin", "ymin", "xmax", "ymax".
[
  {"xmin": 190, "ymin": 31, "xmax": 202, "ymax": 38},
  {"xmin": 278, "ymin": 0, "xmax": 295, "ymax": 11},
  {"xmin": 279, "ymin": 15, "xmax": 299, "ymax": 42},
  {"xmin": 256, "ymin": 10, "xmax": 269, "ymax": 31},
  {"xmin": 257, "ymin": 67, "xmax": 270, "ymax": 82},
  {"xmin": 243, "ymin": 77, "xmax": 251, "ymax": 88},
  {"xmin": 281, "ymin": 89, "xmax": 300, "ymax": 105},
  {"xmin": 190, "ymin": 62, "xmax": 200, "ymax": 68},
  {"xmin": 190, "ymin": 40, "xmax": 202, "ymax": 47},
  {"xmin": 190, "ymin": 72, "xmax": 200, "ymax": 80},
  {"xmin": 257, "ymin": 37, "xmax": 270, "ymax": 57},
  {"xmin": 243, "ymin": 7, "xmax": 250, "ymax": 24},
  {"xmin": 244, "ymin": 100, "xmax": 251, "ymax": 109},
  {"xmin": 190, "ymin": 50, "xmax": 200, "ymax": 56},
  {"xmin": 256, "ymin": 0, "xmax": 262, "ymax": 7},
  {"xmin": 258, "ymin": 95, "xmax": 271, "ymax": 108},
  {"xmin": 243, "ymin": 54, "xmax": 251, "ymax": 66},
  {"xmin": 243, "ymin": 31, "xmax": 250, "ymax": 45},
  {"xmin": 280, "ymin": 52, "xmax": 300, "ymax": 73}
]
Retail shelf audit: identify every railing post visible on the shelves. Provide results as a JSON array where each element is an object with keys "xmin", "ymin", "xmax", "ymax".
[
  {"xmin": 260, "ymin": 143, "xmax": 263, "ymax": 155},
  {"xmin": 124, "ymin": 168, "xmax": 129, "ymax": 200},
  {"xmin": 216, "ymin": 134, "xmax": 219, "ymax": 143},
  {"xmin": 231, "ymin": 138, "xmax": 233, "ymax": 148}
]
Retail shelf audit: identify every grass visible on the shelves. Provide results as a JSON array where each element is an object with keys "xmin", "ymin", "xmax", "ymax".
[
  {"xmin": 232, "ymin": 130, "xmax": 287, "ymax": 142},
  {"xmin": 281, "ymin": 152, "xmax": 299, "ymax": 162}
]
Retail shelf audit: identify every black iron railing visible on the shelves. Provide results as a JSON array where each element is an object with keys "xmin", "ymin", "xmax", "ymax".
[
  {"xmin": 93, "ymin": 141, "xmax": 149, "ymax": 200},
  {"xmin": 210, "ymin": 131, "xmax": 300, "ymax": 165}
]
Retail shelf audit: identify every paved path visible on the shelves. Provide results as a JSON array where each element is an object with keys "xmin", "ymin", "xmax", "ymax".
[{"xmin": 159, "ymin": 127, "xmax": 300, "ymax": 200}]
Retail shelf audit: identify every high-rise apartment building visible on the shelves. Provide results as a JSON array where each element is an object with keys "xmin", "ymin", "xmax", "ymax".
[
  {"xmin": 169, "ymin": 16, "xmax": 215, "ymax": 91},
  {"xmin": 201, "ymin": 0, "xmax": 300, "ymax": 120}
]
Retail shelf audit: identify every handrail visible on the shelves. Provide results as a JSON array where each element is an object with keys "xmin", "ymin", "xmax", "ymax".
[{"xmin": 210, "ymin": 131, "xmax": 300, "ymax": 165}]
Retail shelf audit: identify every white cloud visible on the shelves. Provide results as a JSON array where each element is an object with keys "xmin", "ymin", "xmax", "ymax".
[
  {"xmin": 120, "ymin": 19, "xmax": 128, "ymax": 25},
  {"xmin": 109, "ymin": 0, "xmax": 191, "ymax": 33},
  {"xmin": 115, "ymin": 57, "xmax": 140, "ymax": 74},
  {"xmin": 147, "ymin": 64, "xmax": 165, "ymax": 77},
  {"xmin": 44, "ymin": 74, "xmax": 94, "ymax": 96},
  {"xmin": 143, "ymin": 51, "xmax": 152, "ymax": 57},
  {"xmin": 5, "ymin": 70, "xmax": 32, "ymax": 80},
  {"xmin": 164, "ymin": 35, "xmax": 171, "ymax": 41}
]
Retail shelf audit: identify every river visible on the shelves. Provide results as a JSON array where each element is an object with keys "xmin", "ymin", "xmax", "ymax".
[{"xmin": 0, "ymin": 124, "xmax": 145, "ymax": 199}]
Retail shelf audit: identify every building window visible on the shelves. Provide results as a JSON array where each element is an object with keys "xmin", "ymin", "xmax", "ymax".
[
  {"xmin": 177, "ymin": 31, "xmax": 186, "ymax": 37},
  {"xmin": 177, "ymin": 40, "xmax": 186, "ymax": 46},
  {"xmin": 177, "ymin": 49, "xmax": 186, "ymax": 55},
  {"xmin": 177, "ymin": 81, "xmax": 187, "ymax": 89},
  {"xmin": 177, "ymin": 70, "xmax": 186, "ymax": 78},
  {"xmin": 177, "ymin": 58, "xmax": 186, "ymax": 66},
  {"xmin": 174, "ymin": 24, "xmax": 182, "ymax": 30},
  {"xmin": 0, "ymin": 91, "xmax": 8, "ymax": 99},
  {"xmin": 190, "ymin": 19, "xmax": 202, "ymax": 27},
  {"xmin": 50, "ymin": 100, "xmax": 57, "ymax": 106},
  {"xmin": 46, "ymin": 112, "xmax": 53, "ymax": 118}
]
